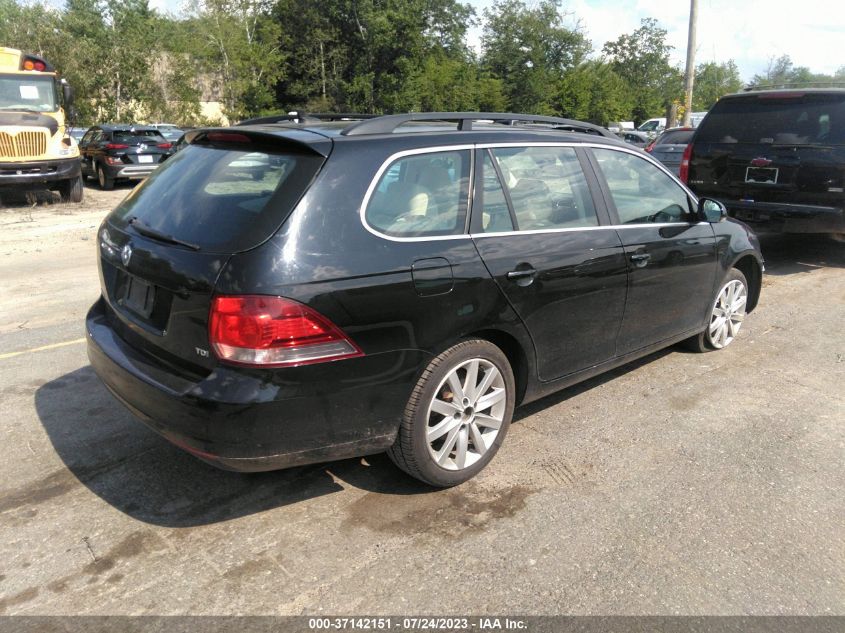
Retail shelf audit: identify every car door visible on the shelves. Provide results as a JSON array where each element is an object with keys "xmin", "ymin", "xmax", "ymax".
[
  {"xmin": 78, "ymin": 127, "xmax": 98, "ymax": 176},
  {"xmin": 587, "ymin": 146, "xmax": 717, "ymax": 355},
  {"xmin": 470, "ymin": 145, "xmax": 628, "ymax": 381}
]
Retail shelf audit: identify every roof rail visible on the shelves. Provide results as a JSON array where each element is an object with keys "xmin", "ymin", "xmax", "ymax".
[
  {"xmin": 237, "ymin": 111, "xmax": 378, "ymax": 126},
  {"xmin": 340, "ymin": 112, "xmax": 615, "ymax": 137},
  {"xmin": 742, "ymin": 81, "xmax": 845, "ymax": 92}
]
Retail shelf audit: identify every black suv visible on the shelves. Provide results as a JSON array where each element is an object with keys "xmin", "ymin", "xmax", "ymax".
[
  {"xmin": 78, "ymin": 124, "xmax": 174, "ymax": 190},
  {"xmin": 683, "ymin": 89, "xmax": 845, "ymax": 238},
  {"xmin": 86, "ymin": 112, "xmax": 763, "ymax": 486}
]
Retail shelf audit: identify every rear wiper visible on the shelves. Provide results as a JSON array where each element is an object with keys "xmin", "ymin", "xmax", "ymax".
[{"xmin": 128, "ymin": 216, "xmax": 200, "ymax": 250}]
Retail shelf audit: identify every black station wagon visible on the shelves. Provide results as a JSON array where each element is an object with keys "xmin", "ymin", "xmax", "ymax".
[{"xmin": 87, "ymin": 112, "xmax": 764, "ymax": 487}]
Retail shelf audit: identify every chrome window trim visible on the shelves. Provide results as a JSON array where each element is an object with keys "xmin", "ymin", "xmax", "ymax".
[
  {"xmin": 471, "ymin": 222, "xmax": 708, "ymax": 239},
  {"xmin": 360, "ymin": 141, "xmax": 702, "ymax": 243}
]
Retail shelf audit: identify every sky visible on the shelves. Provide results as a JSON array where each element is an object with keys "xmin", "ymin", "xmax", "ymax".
[
  {"xmin": 145, "ymin": 0, "xmax": 845, "ymax": 82},
  {"xmin": 466, "ymin": 0, "xmax": 845, "ymax": 81}
]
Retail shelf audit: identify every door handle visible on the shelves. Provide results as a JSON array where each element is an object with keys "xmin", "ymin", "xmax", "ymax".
[
  {"xmin": 506, "ymin": 268, "xmax": 537, "ymax": 280},
  {"xmin": 630, "ymin": 253, "xmax": 651, "ymax": 267}
]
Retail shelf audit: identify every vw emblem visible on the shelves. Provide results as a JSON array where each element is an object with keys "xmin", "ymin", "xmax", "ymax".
[{"xmin": 121, "ymin": 243, "xmax": 133, "ymax": 267}]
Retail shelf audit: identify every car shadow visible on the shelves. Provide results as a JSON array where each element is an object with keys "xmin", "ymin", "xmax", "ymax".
[
  {"xmin": 759, "ymin": 233, "xmax": 844, "ymax": 276},
  {"xmin": 34, "ymin": 366, "xmax": 432, "ymax": 528}
]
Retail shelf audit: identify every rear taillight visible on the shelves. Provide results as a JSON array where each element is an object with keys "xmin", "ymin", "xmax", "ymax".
[
  {"xmin": 157, "ymin": 142, "xmax": 173, "ymax": 149},
  {"xmin": 106, "ymin": 143, "xmax": 129, "ymax": 150},
  {"xmin": 679, "ymin": 143, "xmax": 693, "ymax": 183},
  {"xmin": 644, "ymin": 140, "xmax": 656, "ymax": 153},
  {"xmin": 209, "ymin": 295, "xmax": 363, "ymax": 367}
]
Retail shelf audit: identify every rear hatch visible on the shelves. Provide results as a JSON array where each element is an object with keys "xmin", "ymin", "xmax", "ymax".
[
  {"xmin": 97, "ymin": 129, "xmax": 330, "ymax": 375},
  {"xmin": 689, "ymin": 91, "xmax": 845, "ymax": 207},
  {"xmin": 650, "ymin": 128, "xmax": 694, "ymax": 174},
  {"xmin": 110, "ymin": 129, "xmax": 173, "ymax": 166}
]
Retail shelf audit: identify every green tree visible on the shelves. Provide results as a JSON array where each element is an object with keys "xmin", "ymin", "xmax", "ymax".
[
  {"xmin": 693, "ymin": 60, "xmax": 742, "ymax": 110},
  {"xmin": 602, "ymin": 17, "xmax": 681, "ymax": 124},
  {"xmin": 481, "ymin": 0, "xmax": 589, "ymax": 113},
  {"xmin": 186, "ymin": 0, "xmax": 284, "ymax": 120},
  {"xmin": 556, "ymin": 60, "xmax": 633, "ymax": 125}
]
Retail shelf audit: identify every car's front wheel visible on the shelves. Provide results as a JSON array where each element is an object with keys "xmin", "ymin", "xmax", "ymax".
[
  {"xmin": 388, "ymin": 339, "xmax": 515, "ymax": 487},
  {"xmin": 686, "ymin": 268, "xmax": 748, "ymax": 352},
  {"xmin": 58, "ymin": 175, "xmax": 84, "ymax": 203}
]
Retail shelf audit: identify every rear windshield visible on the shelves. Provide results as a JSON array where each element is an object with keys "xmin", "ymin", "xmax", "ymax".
[
  {"xmin": 696, "ymin": 93, "xmax": 845, "ymax": 145},
  {"xmin": 113, "ymin": 130, "xmax": 167, "ymax": 143},
  {"xmin": 657, "ymin": 129, "xmax": 694, "ymax": 145},
  {"xmin": 110, "ymin": 143, "xmax": 324, "ymax": 253}
]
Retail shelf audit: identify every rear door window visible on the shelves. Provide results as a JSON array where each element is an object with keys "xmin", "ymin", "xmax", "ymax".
[
  {"xmin": 110, "ymin": 143, "xmax": 324, "ymax": 253},
  {"xmin": 696, "ymin": 94, "xmax": 845, "ymax": 145},
  {"xmin": 592, "ymin": 148, "xmax": 693, "ymax": 224},
  {"xmin": 366, "ymin": 150, "xmax": 470, "ymax": 237},
  {"xmin": 487, "ymin": 146, "xmax": 598, "ymax": 231}
]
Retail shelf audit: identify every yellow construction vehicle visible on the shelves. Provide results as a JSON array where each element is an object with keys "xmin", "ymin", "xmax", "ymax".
[{"xmin": 0, "ymin": 47, "xmax": 82, "ymax": 202}]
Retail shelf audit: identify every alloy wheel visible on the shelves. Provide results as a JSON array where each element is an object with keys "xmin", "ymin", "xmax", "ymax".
[
  {"xmin": 709, "ymin": 279, "xmax": 747, "ymax": 349},
  {"xmin": 425, "ymin": 358, "xmax": 507, "ymax": 471}
]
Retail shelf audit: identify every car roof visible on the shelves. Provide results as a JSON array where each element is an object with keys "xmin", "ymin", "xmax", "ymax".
[
  {"xmin": 724, "ymin": 88, "xmax": 845, "ymax": 100},
  {"xmin": 189, "ymin": 112, "xmax": 628, "ymax": 157}
]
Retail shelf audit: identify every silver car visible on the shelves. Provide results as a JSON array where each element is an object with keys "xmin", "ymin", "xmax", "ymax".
[{"xmin": 646, "ymin": 127, "xmax": 696, "ymax": 176}]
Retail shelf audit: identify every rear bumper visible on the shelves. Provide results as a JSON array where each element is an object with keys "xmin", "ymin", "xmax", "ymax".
[
  {"xmin": 0, "ymin": 158, "xmax": 80, "ymax": 188},
  {"xmin": 720, "ymin": 199, "xmax": 845, "ymax": 234},
  {"xmin": 103, "ymin": 162, "xmax": 160, "ymax": 180},
  {"xmin": 86, "ymin": 299, "xmax": 428, "ymax": 472}
]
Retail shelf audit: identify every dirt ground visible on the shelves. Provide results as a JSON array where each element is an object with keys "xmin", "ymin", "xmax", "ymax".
[{"xmin": 0, "ymin": 182, "xmax": 843, "ymax": 616}]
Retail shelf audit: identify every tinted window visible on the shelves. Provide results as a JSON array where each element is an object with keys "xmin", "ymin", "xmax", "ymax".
[
  {"xmin": 111, "ymin": 144, "xmax": 324, "ymax": 253},
  {"xmin": 657, "ymin": 130, "xmax": 694, "ymax": 145},
  {"xmin": 366, "ymin": 150, "xmax": 469, "ymax": 237},
  {"xmin": 696, "ymin": 94, "xmax": 845, "ymax": 145},
  {"xmin": 478, "ymin": 152, "xmax": 514, "ymax": 233},
  {"xmin": 113, "ymin": 130, "xmax": 167, "ymax": 144},
  {"xmin": 490, "ymin": 146, "xmax": 598, "ymax": 230},
  {"xmin": 593, "ymin": 148, "xmax": 692, "ymax": 224}
]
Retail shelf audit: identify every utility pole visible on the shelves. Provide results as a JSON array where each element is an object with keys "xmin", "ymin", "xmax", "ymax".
[{"xmin": 682, "ymin": 0, "xmax": 698, "ymax": 127}]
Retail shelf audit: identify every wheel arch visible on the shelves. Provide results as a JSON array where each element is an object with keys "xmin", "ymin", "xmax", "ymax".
[
  {"xmin": 731, "ymin": 253, "xmax": 762, "ymax": 313},
  {"xmin": 464, "ymin": 328, "xmax": 531, "ymax": 406}
]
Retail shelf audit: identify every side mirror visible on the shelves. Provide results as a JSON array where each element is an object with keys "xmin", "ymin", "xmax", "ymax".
[
  {"xmin": 698, "ymin": 197, "xmax": 727, "ymax": 223},
  {"xmin": 61, "ymin": 80, "xmax": 74, "ymax": 108}
]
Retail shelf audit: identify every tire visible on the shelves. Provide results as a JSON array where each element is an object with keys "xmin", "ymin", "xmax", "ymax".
[
  {"xmin": 58, "ymin": 175, "xmax": 84, "ymax": 203},
  {"xmin": 97, "ymin": 164, "xmax": 114, "ymax": 190},
  {"xmin": 684, "ymin": 268, "xmax": 748, "ymax": 352},
  {"xmin": 387, "ymin": 339, "xmax": 515, "ymax": 487}
]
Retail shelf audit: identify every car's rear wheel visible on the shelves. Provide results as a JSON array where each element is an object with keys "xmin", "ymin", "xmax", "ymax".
[
  {"xmin": 97, "ymin": 164, "xmax": 114, "ymax": 190},
  {"xmin": 388, "ymin": 339, "xmax": 515, "ymax": 487},
  {"xmin": 58, "ymin": 175, "xmax": 84, "ymax": 203},
  {"xmin": 685, "ymin": 268, "xmax": 748, "ymax": 352}
]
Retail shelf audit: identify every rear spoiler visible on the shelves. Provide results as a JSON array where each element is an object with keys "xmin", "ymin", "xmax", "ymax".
[{"xmin": 185, "ymin": 127, "xmax": 332, "ymax": 157}]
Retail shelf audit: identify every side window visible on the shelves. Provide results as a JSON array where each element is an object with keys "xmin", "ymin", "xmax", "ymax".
[
  {"xmin": 366, "ymin": 150, "xmax": 469, "ymax": 237},
  {"xmin": 479, "ymin": 151, "xmax": 514, "ymax": 233},
  {"xmin": 490, "ymin": 146, "xmax": 598, "ymax": 230},
  {"xmin": 592, "ymin": 148, "xmax": 692, "ymax": 224},
  {"xmin": 80, "ymin": 129, "xmax": 98, "ymax": 145}
]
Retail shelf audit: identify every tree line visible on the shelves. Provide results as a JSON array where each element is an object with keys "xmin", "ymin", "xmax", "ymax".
[{"xmin": 2, "ymin": 0, "xmax": 842, "ymax": 127}]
